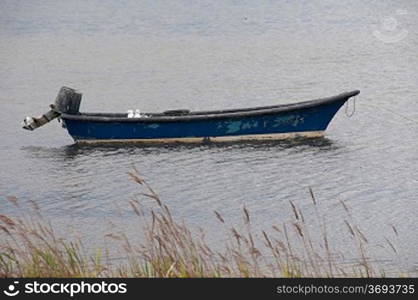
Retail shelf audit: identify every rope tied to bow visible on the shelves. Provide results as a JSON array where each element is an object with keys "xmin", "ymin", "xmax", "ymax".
[{"xmin": 345, "ymin": 96, "xmax": 356, "ymax": 117}]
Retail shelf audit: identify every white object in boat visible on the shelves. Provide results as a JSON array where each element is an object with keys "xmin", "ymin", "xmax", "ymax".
[
  {"xmin": 134, "ymin": 109, "xmax": 141, "ymax": 118},
  {"xmin": 127, "ymin": 109, "xmax": 134, "ymax": 118}
]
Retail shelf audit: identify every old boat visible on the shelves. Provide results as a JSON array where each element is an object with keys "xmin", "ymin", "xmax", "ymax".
[{"xmin": 22, "ymin": 87, "xmax": 360, "ymax": 143}]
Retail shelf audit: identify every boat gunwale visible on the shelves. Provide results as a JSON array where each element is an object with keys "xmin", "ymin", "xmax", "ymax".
[{"xmin": 61, "ymin": 90, "xmax": 360, "ymax": 123}]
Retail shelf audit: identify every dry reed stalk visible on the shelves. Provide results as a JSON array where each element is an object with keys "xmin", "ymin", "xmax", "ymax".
[{"xmin": 0, "ymin": 170, "xmax": 406, "ymax": 278}]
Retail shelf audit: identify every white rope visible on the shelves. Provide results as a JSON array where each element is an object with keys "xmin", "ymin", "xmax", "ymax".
[{"xmin": 345, "ymin": 96, "xmax": 356, "ymax": 117}]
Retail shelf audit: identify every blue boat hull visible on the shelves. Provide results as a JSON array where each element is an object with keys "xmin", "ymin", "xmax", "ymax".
[{"xmin": 62, "ymin": 98, "xmax": 350, "ymax": 143}]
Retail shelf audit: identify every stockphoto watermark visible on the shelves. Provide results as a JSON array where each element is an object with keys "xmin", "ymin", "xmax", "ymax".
[
  {"xmin": 373, "ymin": 9, "xmax": 409, "ymax": 43},
  {"xmin": 2, "ymin": 280, "xmax": 127, "ymax": 297}
]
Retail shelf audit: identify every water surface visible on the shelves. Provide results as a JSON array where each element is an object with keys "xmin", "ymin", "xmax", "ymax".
[{"xmin": 0, "ymin": 0, "xmax": 417, "ymax": 274}]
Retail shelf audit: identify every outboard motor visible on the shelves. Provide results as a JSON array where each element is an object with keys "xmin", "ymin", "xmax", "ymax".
[{"xmin": 22, "ymin": 86, "xmax": 82, "ymax": 130}]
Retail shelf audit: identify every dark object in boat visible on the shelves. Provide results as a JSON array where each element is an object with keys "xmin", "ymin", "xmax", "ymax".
[{"xmin": 163, "ymin": 109, "xmax": 191, "ymax": 116}]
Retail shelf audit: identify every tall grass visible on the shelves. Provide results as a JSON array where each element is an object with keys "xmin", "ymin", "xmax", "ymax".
[{"xmin": 0, "ymin": 170, "xmax": 404, "ymax": 277}]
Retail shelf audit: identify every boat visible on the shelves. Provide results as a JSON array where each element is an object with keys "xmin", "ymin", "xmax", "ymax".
[{"xmin": 22, "ymin": 87, "xmax": 360, "ymax": 143}]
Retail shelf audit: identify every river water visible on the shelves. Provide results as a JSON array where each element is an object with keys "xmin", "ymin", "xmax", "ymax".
[{"xmin": 0, "ymin": 0, "xmax": 417, "ymax": 274}]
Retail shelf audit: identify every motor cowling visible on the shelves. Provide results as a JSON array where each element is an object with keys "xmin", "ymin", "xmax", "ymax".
[{"xmin": 54, "ymin": 86, "xmax": 82, "ymax": 114}]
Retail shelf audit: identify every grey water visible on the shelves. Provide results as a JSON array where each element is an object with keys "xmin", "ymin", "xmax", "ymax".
[{"xmin": 0, "ymin": 1, "xmax": 417, "ymax": 274}]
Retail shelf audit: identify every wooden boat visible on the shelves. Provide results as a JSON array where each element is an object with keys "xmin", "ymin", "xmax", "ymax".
[{"xmin": 22, "ymin": 87, "xmax": 360, "ymax": 143}]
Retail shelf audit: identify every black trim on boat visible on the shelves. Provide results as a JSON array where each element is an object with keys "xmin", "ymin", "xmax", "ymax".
[{"xmin": 61, "ymin": 90, "xmax": 360, "ymax": 123}]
